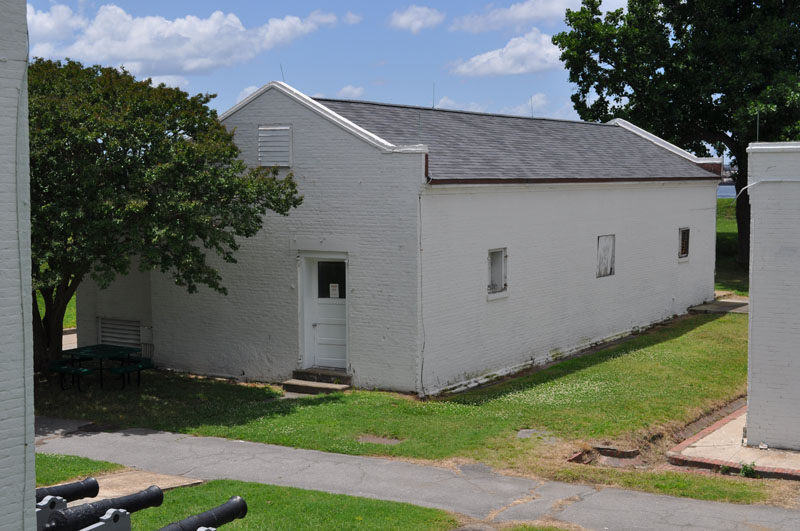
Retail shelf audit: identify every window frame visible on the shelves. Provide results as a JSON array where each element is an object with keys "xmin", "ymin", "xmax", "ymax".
[
  {"xmin": 487, "ymin": 248, "xmax": 508, "ymax": 297},
  {"xmin": 678, "ymin": 227, "xmax": 690, "ymax": 260}
]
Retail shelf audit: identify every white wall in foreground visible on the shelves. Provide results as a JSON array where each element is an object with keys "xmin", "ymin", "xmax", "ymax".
[
  {"xmin": 420, "ymin": 181, "xmax": 717, "ymax": 394},
  {"xmin": 746, "ymin": 142, "xmax": 800, "ymax": 450},
  {"xmin": 0, "ymin": 0, "xmax": 35, "ymax": 527}
]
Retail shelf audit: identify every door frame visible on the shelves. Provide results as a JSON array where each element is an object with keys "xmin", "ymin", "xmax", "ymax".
[{"xmin": 297, "ymin": 251, "xmax": 349, "ymax": 370}]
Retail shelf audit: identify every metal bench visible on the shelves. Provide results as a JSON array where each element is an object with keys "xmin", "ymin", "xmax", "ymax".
[
  {"xmin": 109, "ymin": 359, "xmax": 154, "ymax": 389},
  {"xmin": 49, "ymin": 359, "xmax": 94, "ymax": 391}
]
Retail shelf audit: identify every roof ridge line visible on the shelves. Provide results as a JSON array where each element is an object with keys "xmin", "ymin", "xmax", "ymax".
[{"xmin": 315, "ymin": 98, "xmax": 614, "ymax": 127}]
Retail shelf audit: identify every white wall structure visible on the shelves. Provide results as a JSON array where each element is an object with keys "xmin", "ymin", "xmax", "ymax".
[
  {"xmin": 0, "ymin": 0, "xmax": 35, "ymax": 528},
  {"xmin": 419, "ymin": 181, "xmax": 716, "ymax": 394},
  {"xmin": 745, "ymin": 142, "xmax": 800, "ymax": 450},
  {"xmin": 79, "ymin": 82, "xmax": 718, "ymax": 395}
]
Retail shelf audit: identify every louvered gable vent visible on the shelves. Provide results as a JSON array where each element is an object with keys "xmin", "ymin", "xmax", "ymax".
[{"xmin": 258, "ymin": 125, "xmax": 291, "ymax": 167}]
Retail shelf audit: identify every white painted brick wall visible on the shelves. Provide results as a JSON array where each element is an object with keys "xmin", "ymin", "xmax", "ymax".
[
  {"xmin": 77, "ymin": 263, "xmax": 152, "ymax": 346},
  {"xmin": 419, "ymin": 181, "xmax": 716, "ymax": 394},
  {"xmin": 0, "ymin": 0, "xmax": 35, "ymax": 528},
  {"xmin": 79, "ymin": 85, "xmax": 717, "ymax": 396},
  {"xmin": 80, "ymin": 88, "xmax": 423, "ymax": 391},
  {"xmin": 745, "ymin": 143, "xmax": 800, "ymax": 450}
]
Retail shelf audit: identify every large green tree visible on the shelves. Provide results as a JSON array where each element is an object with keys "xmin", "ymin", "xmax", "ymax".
[
  {"xmin": 553, "ymin": 0, "xmax": 800, "ymax": 264},
  {"xmin": 30, "ymin": 59, "xmax": 302, "ymax": 370}
]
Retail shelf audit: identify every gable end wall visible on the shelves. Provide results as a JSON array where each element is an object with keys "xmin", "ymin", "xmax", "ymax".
[{"xmin": 81, "ymin": 88, "xmax": 424, "ymax": 391}]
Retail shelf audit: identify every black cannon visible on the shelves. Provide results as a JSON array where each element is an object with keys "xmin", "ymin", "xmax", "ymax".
[
  {"xmin": 36, "ymin": 477, "xmax": 100, "ymax": 503},
  {"xmin": 157, "ymin": 496, "xmax": 248, "ymax": 531},
  {"xmin": 44, "ymin": 485, "xmax": 163, "ymax": 531}
]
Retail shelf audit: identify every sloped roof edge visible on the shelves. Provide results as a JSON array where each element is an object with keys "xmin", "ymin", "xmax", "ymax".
[
  {"xmin": 608, "ymin": 118, "xmax": 723, "ymax": 165},
  {"xmin": 219, "ymin": 81, "xmax": 427, "ymax": 154}
]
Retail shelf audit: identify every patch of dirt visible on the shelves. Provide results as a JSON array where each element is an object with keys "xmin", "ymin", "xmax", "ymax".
[
  {"xmin": 716, "ymin": 292, "xmax": 749, "ymax": 302},
  {"xmin": 357, "ymin": 434, "xmax": 404, "ymax": 445},
  {"xmin": 496, "ymin": 517, "xmax": 588, "ymax": 530}
]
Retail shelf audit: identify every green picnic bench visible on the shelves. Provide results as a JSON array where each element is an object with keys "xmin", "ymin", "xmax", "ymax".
[
  {"xmin": 49, "ymin": 359, "xmax": 94, "ymax": 391},
  {"xmin": 53, "ymin": 344, "xmax": 154, "ymax": 390},
  {"xmin": 109, "ymin": 358, "xmax": 155, "ymax": 389}
]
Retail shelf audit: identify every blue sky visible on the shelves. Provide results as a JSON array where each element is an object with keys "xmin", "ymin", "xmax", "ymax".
[{"xmin": 26, "ymin": 0, "xmax": 626, "ymax": 119}]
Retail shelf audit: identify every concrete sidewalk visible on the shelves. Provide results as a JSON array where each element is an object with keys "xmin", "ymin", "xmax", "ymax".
[
  {"xmin": 669, "ymin": 407, "xmax": 800, "ymax": 480},
  {"xmin": 36, "ymin": 418, "xmax": 800, "ymax": 530}
]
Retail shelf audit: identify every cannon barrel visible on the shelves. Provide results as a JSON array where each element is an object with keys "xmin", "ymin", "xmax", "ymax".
[
  {"xmin": 157, "ymin": 496, "xmax": 248, "ymax": 531},
  {"xmin": 44, "ymin": 485, "xmax": 163, "ymax": 531},
  {"xmin": 36, "ymin": 477, "xmax": 99, "ymax": 503}
]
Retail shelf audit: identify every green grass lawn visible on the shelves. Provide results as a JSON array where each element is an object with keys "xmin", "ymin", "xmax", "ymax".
[
  {"xmin": 133, "ymin": 480, "xmax": 456, "ymax": 531},
  {"xmin": 35, "ymin": 292, "xmax": 77, "ymax": 329},
  {"xmin": 716, "ymin": 198, "xmax": 749, "ymax": 295},
  {"xmin": 35, "ymin": 453, "xmax": 123, "ymax": 487},
  {"xmin": 37, "ymin": 314, "xmax": 747, "ymax": 456},
  {"xmin": 35, "ymin": 314, "xmax": 772, "ymax": 505}
]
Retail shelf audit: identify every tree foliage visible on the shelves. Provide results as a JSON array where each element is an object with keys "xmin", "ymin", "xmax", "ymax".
[
  {"xmin": 30, "ymin": 58, "xmax": 302, "ymax": 369},
  {"xmin": 553, "ymin": 0, "xmax": 800, "ymax": 263}
]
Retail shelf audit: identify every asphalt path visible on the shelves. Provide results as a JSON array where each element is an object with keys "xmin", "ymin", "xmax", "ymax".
[{"xmin": 36, "ymin": 417, "xmax": 800, "ymax": 530}]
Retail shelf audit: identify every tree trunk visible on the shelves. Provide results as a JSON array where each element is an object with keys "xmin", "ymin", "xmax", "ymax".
[
  {"xmin": 733, "ymin": 155, "xmax": 751, "ymax": 265},
  {"xmin": 32, "ymin": 279, "xmax": 80, "ymax": 373}
]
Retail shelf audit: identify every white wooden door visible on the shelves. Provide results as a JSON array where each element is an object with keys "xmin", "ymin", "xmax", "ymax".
[{"xmin": 310, "ymin": 260, "xmax": 347, "ymax": 369}]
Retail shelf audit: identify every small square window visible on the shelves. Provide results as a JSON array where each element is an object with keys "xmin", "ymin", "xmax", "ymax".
[
  {"xmin": 679, "ymin": 228, "xmax": 690, "ymax": 258},
  {"xmin": 488, "ymin": 248, "xmax": 507, "ymax": 294},
  {"xmin": 597, "ymin": 234, "xmax": 615, "ymax": 278}
]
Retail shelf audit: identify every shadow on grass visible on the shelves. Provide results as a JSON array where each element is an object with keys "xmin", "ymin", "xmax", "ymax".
[
  {"xmin": 34, "ymin": 371, "xmax": 345, "ymax": 436},
  {"xmin": 446, "ymin": 312, "xmax": 727, "ymax": 407},
  {"xmin": 716, "ymin": 231, "xmax": 748, "ymax": 294}
]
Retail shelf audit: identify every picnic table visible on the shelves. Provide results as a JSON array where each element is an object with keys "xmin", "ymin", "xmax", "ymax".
[{"xmin": 51, "ymin": 344, "xmax": 153, "ymax": 391}]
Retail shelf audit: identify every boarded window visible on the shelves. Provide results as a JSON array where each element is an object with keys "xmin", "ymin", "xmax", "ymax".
[
  {"xmin": 597, "ymin": 235, "xmax": 615, "ymax": 277},
  {"xmin": 488, "ymin": 248, "xmax": 507, "ymax": 293},
  {"xmin": 258, "ymin": 125, "xmax": 291, "ymax": 167},
  {"xmin": 679, "ymin": 228, "xmax": 690, "ymax": 258}
]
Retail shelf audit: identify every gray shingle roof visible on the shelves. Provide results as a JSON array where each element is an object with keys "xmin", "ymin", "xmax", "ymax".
[{"xmin": 316, "ymin": 99, "xmax": 716, "ymax": 181}]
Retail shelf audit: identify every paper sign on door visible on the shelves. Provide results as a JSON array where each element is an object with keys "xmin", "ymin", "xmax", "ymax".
[{"xmin": 329, "ymin": 284, "xmax": 340, "ymax": 298}]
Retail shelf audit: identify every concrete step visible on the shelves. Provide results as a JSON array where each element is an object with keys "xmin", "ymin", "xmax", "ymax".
[
  {"xmin": 292, "ymin": 368, "xmax": 351, "ymax": 385},
  {"xmin": 282, "ymin": 379, "xmax": 350, "ymax": 395}
]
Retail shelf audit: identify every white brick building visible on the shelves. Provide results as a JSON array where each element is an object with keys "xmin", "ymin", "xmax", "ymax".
[
  {"xmin": 745, "ymin": 142, "xmax": 800, "ymax": 450},
  {"xmin": 0, "ymin": 0, "xmax": 35, "ymax": 528},
  {"xmin": 79, "ymin": 82, "xmax": 719, "ymax": 395}
]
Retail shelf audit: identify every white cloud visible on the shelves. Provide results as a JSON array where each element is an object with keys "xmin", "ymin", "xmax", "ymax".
[
  {"xmin": 27, "ymin": 3, "xmax": 88, "ymax": 56},
  {"xmin": 452, "ymin": 28, "xmax": 561, "ymax": 76},
  {"xmin": 311, "ymin": 92, "xmax": 326, "ymax": 98},
  {"xmin": 343, "ymin": 12, "xmax": 363, "ymax": 24},
  {"xmin": 436, "ymin": 96, "xmax": 485, "ymax": 113},
  {"xmin": 390, "ymin": 5, "xmax": 445, "ymax": 34},
  {"xmin": 149, "ymin": 75, "xmax": 190, "ymax": 88},
  {"xmin": 27, "ymin": 4, "xmax": 337, "ymax": 78},
  {"xmin": 336, "ymin": 85, "xmax": 364, "ymax": 99},
  {"xmin": 452, "ymin": 0, "xmax": 628, "ymax": 33},
  {"xmin": 237, "ymin": 85, "xmax": 260, "ymax": 102},
  {"xmin": 500, "ymin": 94, "xmax": 548, "ymax": 116}
]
